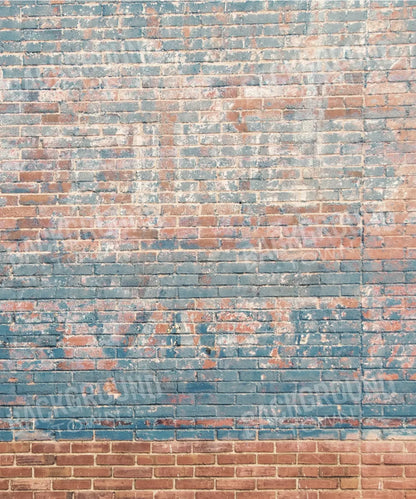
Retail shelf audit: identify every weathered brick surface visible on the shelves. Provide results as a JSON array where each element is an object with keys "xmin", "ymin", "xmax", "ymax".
[{"xmin": 0, "ymin": 0, "xmax": 415, "ymax": 483}]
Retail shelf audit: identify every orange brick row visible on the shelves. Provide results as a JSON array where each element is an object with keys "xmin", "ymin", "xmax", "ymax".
[{"xmin": 0, "ymin": 440, "xmax": 415, "ymax": 495}]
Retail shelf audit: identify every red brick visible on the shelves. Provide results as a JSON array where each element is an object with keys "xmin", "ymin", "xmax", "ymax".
[
  {"xmin": 362, "ymin": 477, "xmax": 382, "ymax": 490},
  {"xmin": 74, "ymin": 467, "xmax": 112, "ymax": 478},
  {"xmin": 405, "ymin": 443, "xmax": 416, "ymax": 452},
  {"xmin": 155, "ymin": 466, "xmax": 193, "ymax": 477},
  {"xmin": 112, "ymin": 442, "xmax": 150, "ymax": 453},
  {"xmin": 196, "ymin": 493, "xmax": 234, "ymax": 499},
  {"xmin": 72, "ymin": 442, "xmax": 110, "ymax": 453},
  {"xmin": 34, "ymin": 467, "xmax": 71, "ymax": 478},
  {"xmin": 193, "ymin": 442, "xmax": 233, "ymax": 453},
  {"xmin": 176, "ymin": 453, "xmax": 215, "ymax": 466},
  {"xmin": 154, "ymin": 493, "xmax": 193, "ymax": 499},
  {"xmin": 257, "ymin": 478, "xmax": 297, "ymax": 489},
  {"xmin": 298, "ymin": 453, "xmax": 338, "ymax": 464},
  {"xmin": 384, "ymin": 453, "xmax": 416, "ymax": 464},
  {"xmin": 362, "ymin": 465, "xmax": 404, "ymax": 477},
  {"xmin": 319, "ymin": 466, "xmax": 359, "ymax": 477},
  {"xmin": 97, "ymin": 454, "xmax": 134, "ymax": 465},
  {"xmin": 152, "ymin": 443, "xmax": 192, "ymax": 454},
  {"xmin": 0, "ymin": 468, "xmax": 32, "ymax": 478},
  {"xmin": 258, "ymin": 453, "xmax": 296, "ymax": 464},
  {"xmin": 405, "ymin": 466, "xmax": 416, "ymax": 477},
  {"xmin": 195, "ymin": 466, "xmax": 234, "ymax": 477},
  {"xmin": 94, "ymin": 479, "xmax": 133, "ymax": 490},
  {"xmin": 298, "ymin": 442, "xmax": 320, "ymax": 452},
  {"xmin": 318, "ymin": 442, "xmax": 359, "ymax": 453},
  {"xmin": 278, "ymin": 466, "xmax": 318, "ymax": 478},
  {"xmin": 236, "ymin": 466, "xmax": 276, "ymax": 477},
  {"xmin": 113, "ymin": 466, "xmax": 152, "ymax": 478},
  {"xmin": 0, "ymin": 455, "xmax": 13, "ymax": 466},
  {"xmin": 362, "ymin": 442, "xmax": 404, "ymax": 453},
  {"xmin": 114, "ymin": 494, "xmax": 154, "ymax": 499},
  {"xmin": 137, "ymin": 454, "xmax": 175, "ymax": 465},
  {"xmin": 1, "ymin": 494, "xmax": 32, "ymax": 499},
  {"xmin": 340, "ymin": 477, "xmax": 360, "ymax": 489},
  {"xmin": 56, "ymin": 455, "xmax": 94, "ymax": 466},
  {"xmin": 0, "ymin": 443, "xmax": 30, "ymax": 454},
  {"xmin": 362, "ymin": 454, "xmax": 383, "ymax": 464},
  {"xmin": 384, "ymin": 479, "xmax": 416, "ymax": 489},
  {"xmin": 236, "ymin": 493, "xmax": 276, "ymax": 499},
  {"xmin": 11, "ymin": 479, "xmax": 51, "ymax": 491},
  {"xmin": 35, "ymin": 494, "xmax": 69, "ymax": 499},
  {"xmin": 19, "ymin": 194, "xmax": 57, "ymax": 205},
  {"xmin": 216, "ymin": 479, "xmax": 255, "ymax": 490},
  {"xmin": 234, "ymin": 442, "xmax": 274, "ymax": 453},
  {"xmin": 32, "ymin": 443, "xmax": 70, "ymax": 454},
  {"xmin": 53, "ymin": 480, "xmax": 91, "ymax": 490},
  {"xmin": 359, "ymin": 494, "xmax": 404, "ymax": 499},
  {"xmin": 175, "ymin": 479, "xmax": 214, "ymax": 489},
  {"xmin": 134, "ymin": 479, "xmax": 173, "ymax": 490},
  {"xmin": 23, "ymin": 103, "xmax": 59, "ymax": 114},
  {"xmin": 298, "ymin": 478, "xmax": 338, "ymax": 489},
  {"xmin": 74, "ymin": 494, "xmax": 113, "ymax": 499},
  {"xmin": 274, "ymin": 441, "xmax": 315, "ymax": 453},
  {"xmin": 218, "ymin": 454, "xmax": 255, "ymax": 465},
  {"xmin": 16, "ymin": 455, "xmax": 55, "ymax": 466},
  {"xmin": 319, "ymin": 493, "xmax": 360, "ymax": 499}
]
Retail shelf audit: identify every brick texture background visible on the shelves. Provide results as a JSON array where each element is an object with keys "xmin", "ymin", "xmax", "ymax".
[
  {"xmin": 4, "ymin": 439, "xmax": 416, "ymax": 497},
  {"xmin": 0, "ymin": 0, "xmax": 416, "ymax": 494}
]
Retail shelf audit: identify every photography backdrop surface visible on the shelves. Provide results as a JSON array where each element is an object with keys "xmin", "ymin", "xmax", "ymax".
[{"xmin": 0, "ymin": 0, "xmax": 415, "ymax": 495}]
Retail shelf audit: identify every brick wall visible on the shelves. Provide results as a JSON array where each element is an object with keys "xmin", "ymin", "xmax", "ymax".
[
  {"xmin": 0, "ymin": 0, "xmax": 415, "ymax": 494},
  {"xmin": 4, "ymin": 440, "xmax": 416, "ymax": 497},
  {"xmin": 1, "ymin": 439, "xmax": 415, "ymax": 497}
]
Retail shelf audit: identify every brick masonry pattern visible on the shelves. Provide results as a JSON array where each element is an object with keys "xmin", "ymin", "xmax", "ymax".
[
  {"xmin": 2, "ymin": 439, "xmax": 416, "ymax": 497},
  {"xmin": 0, "ymin": 0, "xmax": 415, "ymax": 445}
]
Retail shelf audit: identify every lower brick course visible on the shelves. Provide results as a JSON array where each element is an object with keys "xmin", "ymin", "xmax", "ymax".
[{"xmin": 1, "ymin": 439, "xmax": 416, "ymax": 495}]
